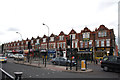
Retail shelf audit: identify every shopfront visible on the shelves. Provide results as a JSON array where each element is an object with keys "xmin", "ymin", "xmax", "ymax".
[
  {"xmin": 77, "ymin": 48, "xmax": 92, "ymax": 60},
  {"xmin": 95, "ymin": 47, "xmax": 111, "ymax": 59},
  {"xmin": 48, "ymin": 49, "xmax": 56, "ymax": 58}
]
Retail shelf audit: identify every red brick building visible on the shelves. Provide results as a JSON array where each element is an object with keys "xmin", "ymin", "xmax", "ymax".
[{"xmin": 3, "ymin": 25, "xmax": 116, "ymax": 60}]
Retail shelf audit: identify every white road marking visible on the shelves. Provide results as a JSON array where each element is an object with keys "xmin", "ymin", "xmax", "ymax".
[
  {"xmin": 29, "ymin": 76, "xmax": 32, "ymax": 78},
  {"xmin": 36, "ymin": 75, "xmax": 39, "ymax": 76}
]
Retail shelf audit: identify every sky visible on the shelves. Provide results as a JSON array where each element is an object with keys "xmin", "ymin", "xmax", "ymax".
[{"xmin": 0, "ymin": 0, "xmax": 119, "ymax": 44}]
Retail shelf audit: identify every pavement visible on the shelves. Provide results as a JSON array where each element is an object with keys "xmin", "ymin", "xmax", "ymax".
[{"xmin": 13, "ymin": 60, "xmax": 94, "ymax": 73}]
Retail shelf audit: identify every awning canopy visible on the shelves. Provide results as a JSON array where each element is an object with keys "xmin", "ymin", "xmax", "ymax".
[{"xmin": 77, "ymin": 51, "xmax": 92, "ymax": 54}]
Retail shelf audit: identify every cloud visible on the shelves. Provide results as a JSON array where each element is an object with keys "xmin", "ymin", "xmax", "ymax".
[
  {"xmin": 7, "ymin": 27, "xmax": 20, "ymax": 31},
  {"xmin": 97, "ymin": 0, "xmax": 118, "ymax": 12},
  {"xmin": 0, "ymin": 32, "xmax": 4, "ymax": 35}
]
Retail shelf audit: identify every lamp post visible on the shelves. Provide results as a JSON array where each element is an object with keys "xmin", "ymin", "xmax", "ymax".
[
  {"xmin": 16, "ymin": 32, "xmax": 23, "ymax": 53},
  {"xmin": 16, "ymin": 32, "xmax": 23, "ymax": 41},
  {"xmin": 43, "ymin": 23, "xmax": 49, "ymax": 67}
]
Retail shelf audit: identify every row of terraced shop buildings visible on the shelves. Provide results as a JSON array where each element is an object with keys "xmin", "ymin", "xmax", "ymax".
[{"xmin": 3, "ymin": 25, "xmax": 119, "ymax": 60}]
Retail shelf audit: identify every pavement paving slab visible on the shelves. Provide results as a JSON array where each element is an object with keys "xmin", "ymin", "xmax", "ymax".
[{"xmin": 14, "ymin": 61, "xmax": 93, "ymax": 73}]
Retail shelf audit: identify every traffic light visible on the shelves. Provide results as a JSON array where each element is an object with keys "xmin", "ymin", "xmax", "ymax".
[
  {"xmin": 28, "ymin": 41, "xmax": 31, "ymax": 49},
  {"xmin": 1, "ymin": 44, "xmax": 4, "ymax": 53}
]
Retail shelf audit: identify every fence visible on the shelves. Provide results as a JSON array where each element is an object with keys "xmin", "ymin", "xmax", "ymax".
[{"xmin": 0, "ymin": 68, "xmax": 23, "ymax": 80}]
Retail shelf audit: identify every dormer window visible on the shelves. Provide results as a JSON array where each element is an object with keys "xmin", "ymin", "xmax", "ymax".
[
  {"xmin": 26, "ymin": 41, "xmax": 28, "ymax": 44},
  {"xmin": 59, "ymin": 35, "xmax": 64, "ymax": 41},
  {"xmin": 37, "ymin": 39, "xmax": 39, "ymax": 43},
  {"xmin": 98, "ymin": 31, "xmax": 107, "ymax": 37},
  {"xmin": 22, "ymin": 42, "xmax": 23, "ymax": 45},
  {"xmin": 43, "ymin": 38, "xmax": 46, "ymax": 42},
  {"xmin": 50, "ymin": 37, "xmax": 54, "ymax": 41},
  {"xmin": 83, "ymin": 32, "xmax": 90, "ymax": 38},
  {"xmin": 70, "ymin": 34, "xmax": 76, "ymax": 39},
  {"xmin": 31, "ymin": 40, "xmax": 33, "ymax": 44}
]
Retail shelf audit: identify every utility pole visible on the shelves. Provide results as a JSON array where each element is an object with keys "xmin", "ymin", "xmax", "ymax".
[
  {"xmin": 70, "ymin": 35, "xmax": 72, "ymax": 70},
  {"xmin": 43, "ymin": 23, "xmax": 49, "ymax": 67}
]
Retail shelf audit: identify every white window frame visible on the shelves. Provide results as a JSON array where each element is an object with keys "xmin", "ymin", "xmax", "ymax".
[
  {"xmin": 17, "ymin": 43, "xmax": 19, "ymax": 46},
  {"xmin": 83, "ymin": 32, "xmax": 90, "ymax": 38},
  {"xmin": 63, "ymin": 42, "xmax": 65, "ymax": 48},
  {"xmin": 72, "ymin": 42, "xmax": 74, "ymax": 48},
  {"xmin": 75, "ymin": 42, "xmax": 77, "ymax": 48},
  {"xmin": 50, "ymin": 37, "xmax": 54, "ymax": 41},
  {"xmin": 89, "ymin": 40, "xmax": 92, "ymax": 47},
  {"xmin": 85, "ymin": 41, "xmax": 88, "ymax": 48},
  {"xmin": 106, "ymin": 39, "xmax": 110, "ymax": 46},
  {"xmin": 57, "ymin": 43, "xmax": 59, "ymax": 48},
  {"xmin": 96, "ymin": 40, "xmax": 99, "ymax": 47},
  {"xmin": 37, "ymin": 39, "xmax": 39, "ymax": 43},
  {"xmin": 101, "ymin": 40, "xmax": 104, "ymax": 47},
  {"xmin": 80, "ymin": 41, "xmax": 83, "ymax": 48},
  {"xmin": 60, "ymin": 42, "xmax": 62, "ymax": 48},
  {"xmin": 43, "ymin": 38, "xmax": 46, "ymax": 42},
  {"xmin": 26, "ymin": 41, "xmax": 28, "ymax": 44},
  {"xmin": 31, "ymin": 40, "xmax": 33, "ymax": 44},
  {"xmin": 70, "ymin": 34, "xmax": 76, "ymax": 39}
]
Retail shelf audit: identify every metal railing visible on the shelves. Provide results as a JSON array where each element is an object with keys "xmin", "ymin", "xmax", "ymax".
[
  {"xmin": 0, "ymin": 68, "xmax": 23, "ymax": 80},
  {"xmin": 1, "ymin": 68, "xmax": 14, "ymax": 80}
]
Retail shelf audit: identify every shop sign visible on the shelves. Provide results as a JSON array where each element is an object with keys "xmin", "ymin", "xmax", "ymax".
[
  {"xmin": 48, "ymin": 50, "xmax": 56, "ymax": 53},
  {"xmin": 83, "ymin": 38, "xmax": 90, "ymax": 42},
  {"xmin": 40, "ymin": 49, "xmax": 47, "ymax": 52}
]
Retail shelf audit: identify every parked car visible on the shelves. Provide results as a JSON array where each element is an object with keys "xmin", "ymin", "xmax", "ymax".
[
  {"xmin": 50, "ymin": 57, "xmax": 76, "ymax": 66},
  {"xmin": 101, "ymin": 56, "xmax": 120, "ymax": 72},
  {"xmin": 0, "ymin": 54, "xmax": 7, "ymax": 63},
  {"xmin": 14, "ymin": 54, "xmax": 24, "ymax": 61},
  {"xmin": 8, "ymin": 53, "xmax": 14, "ymax": 58}
]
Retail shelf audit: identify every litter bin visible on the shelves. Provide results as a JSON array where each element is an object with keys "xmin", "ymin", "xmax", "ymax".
[{"xmin": 81, "ymin": 60, "xmax": 86, "ymax": 71}]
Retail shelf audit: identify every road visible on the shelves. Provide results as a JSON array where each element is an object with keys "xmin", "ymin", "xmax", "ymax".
[{"xmin": 0, "ymin": 58, "xmax": 120, "ymax": 79}]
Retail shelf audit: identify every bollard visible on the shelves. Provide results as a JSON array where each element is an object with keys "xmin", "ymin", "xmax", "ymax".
[
  {"xmin": 14, "ymin": 72, "xmax": 23, "ymax": 80},
  {"xmin": 81, "ymin": 60, "xmax": 86, "ymax": 71}
]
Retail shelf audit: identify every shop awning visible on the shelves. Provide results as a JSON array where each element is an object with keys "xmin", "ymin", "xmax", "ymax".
[{"xmin": 77, "ymin": 51, "xmax": 92, "ymax": 54}]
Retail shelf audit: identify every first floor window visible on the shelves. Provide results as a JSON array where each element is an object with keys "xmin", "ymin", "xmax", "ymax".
[
  {"xmin": 106, "ymin": 39, "xmax": 110, "ymax": 46},
  {"xmin": 85, "ymin": 41, "xmax": 88, "ymax": 48},
  {"xmin": 75, "ymin": 42, "xmax": 77, "ymax": 48},
  {"xmin": 89, "ymin": 41, "xmax": 92, "ymax": 47},
  {"xmin": 101, "ymin": 40, "xmax": 104, "ymax": 47},
  {"xmin": 80, "ymin": 42, "xmax": 83, "ymax": 48},
  {"xmin": 57, "ymin": 43, "xmax": 59, "ymax": 48},
  {"xmin": 96, "ymin": 40, "xmax": 99, "ymax": 47},
  {"xmin": 63, "ymin": 43, "xmax": 65, "ymax": 48}
]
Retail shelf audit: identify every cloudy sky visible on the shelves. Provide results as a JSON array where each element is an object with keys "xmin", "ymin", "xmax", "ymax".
[{"xmin": 0, "ymin": 0, "xmax": 119, "ymax": 44}]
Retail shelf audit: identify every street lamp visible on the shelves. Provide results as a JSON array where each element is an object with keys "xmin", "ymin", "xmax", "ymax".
[
  {"xmin": 43, "ymin": 23, "xmax": 49, "ymax": 67},
  {"xmin": 16, "ymin": 32, "xmax": 23, "ymax": 41},
  {"xmin": 16, "ymin": 32, "xmax": 23, "ymax": 53}
]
